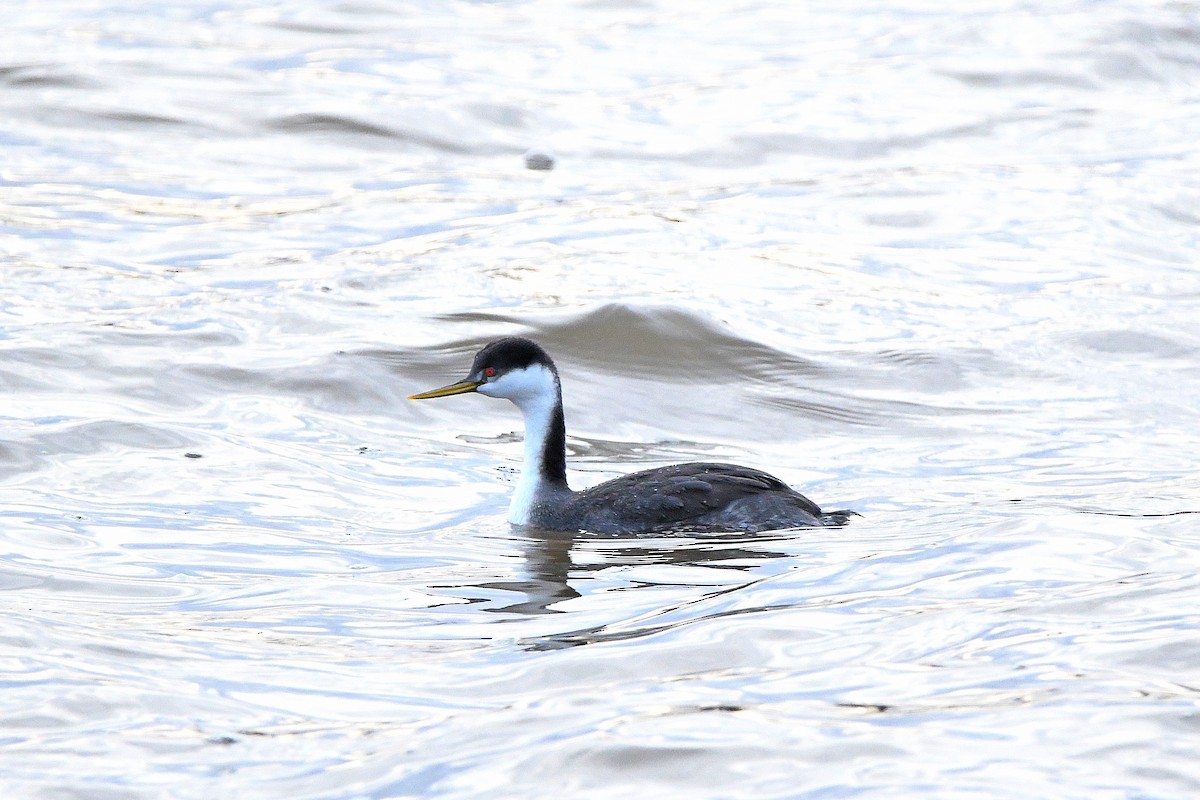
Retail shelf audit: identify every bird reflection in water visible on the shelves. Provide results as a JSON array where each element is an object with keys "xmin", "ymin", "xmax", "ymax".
[{"xmin": 474, "ymin": 527, "xmax": 792, "ymax": 630}]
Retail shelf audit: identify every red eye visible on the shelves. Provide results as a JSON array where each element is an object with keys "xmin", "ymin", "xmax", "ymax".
[{"xmin": 484, "ymin": 367, "xmax": 496, "ymax": 378}]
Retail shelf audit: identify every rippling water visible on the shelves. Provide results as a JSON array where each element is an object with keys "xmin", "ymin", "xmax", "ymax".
[{"xmin": 4, "ymin": 0, "xmax": 1200, "ymax": 797}]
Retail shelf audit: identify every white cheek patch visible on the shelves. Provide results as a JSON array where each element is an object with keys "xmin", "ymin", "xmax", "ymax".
[{"xmin": 478, "ymin": 364, "xmax": 555, "ymax": 403}]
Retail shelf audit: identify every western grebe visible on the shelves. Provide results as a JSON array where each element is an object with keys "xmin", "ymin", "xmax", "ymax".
[{"xmin": 409, "ymin": 337, "xmax": 852, "ymax": 534}]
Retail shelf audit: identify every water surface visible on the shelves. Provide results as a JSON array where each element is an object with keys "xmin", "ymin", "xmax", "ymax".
[{"xmin": 3, "ymin": 0, "xmax": 1200, "ymax": 797}]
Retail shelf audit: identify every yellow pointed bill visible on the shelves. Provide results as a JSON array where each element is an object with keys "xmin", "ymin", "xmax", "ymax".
[{"xmin": 408, "ymin": 379, "xmax": 481, "ymax": 400}]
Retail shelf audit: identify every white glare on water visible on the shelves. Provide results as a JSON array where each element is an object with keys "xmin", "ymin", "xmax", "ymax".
[{"xmin": 2, "ymin": 1, "xmax": 1200, "ymax": 797}]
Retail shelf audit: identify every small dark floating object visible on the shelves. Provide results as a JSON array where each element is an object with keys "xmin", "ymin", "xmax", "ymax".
[{"xmin": 523, "ymin": 149, "xmax": 555, "ymax": 170}]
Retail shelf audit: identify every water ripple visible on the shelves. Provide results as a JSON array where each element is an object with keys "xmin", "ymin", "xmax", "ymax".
[{"xmin": 3, "ymin": 0, "xmax": 1200, "ymax": 797}]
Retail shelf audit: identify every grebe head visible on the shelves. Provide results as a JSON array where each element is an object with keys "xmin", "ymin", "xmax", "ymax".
[{"xmin": 409, "ymin": 337, "xmax": 560, "ymax": 411}]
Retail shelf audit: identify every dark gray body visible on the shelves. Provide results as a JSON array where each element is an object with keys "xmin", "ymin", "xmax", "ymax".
[{"xmin": 527, "ymin": 461, "xmax": 853, "ymax": 535}]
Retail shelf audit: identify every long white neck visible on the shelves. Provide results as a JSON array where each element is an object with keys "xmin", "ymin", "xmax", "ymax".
[
  {"xmin": 477, "ymin": 363, "xmax": 570, "ymax": 525},
  {"xmin": 509, "ymin": 390, "xmax": 559, "ymax": 524}
]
